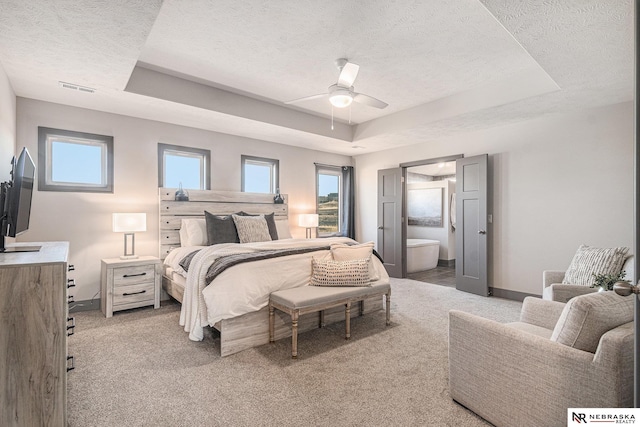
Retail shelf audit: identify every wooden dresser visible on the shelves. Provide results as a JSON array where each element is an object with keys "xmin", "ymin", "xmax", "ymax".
[{"xmin": 0, "ymin": 242, "xmax": 71, "ymax": 427}]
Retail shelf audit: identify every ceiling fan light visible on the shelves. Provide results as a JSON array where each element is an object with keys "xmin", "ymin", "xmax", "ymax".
[{"xmin": 329, "ymin": 93, "xmax": 353, "ymax": 108}]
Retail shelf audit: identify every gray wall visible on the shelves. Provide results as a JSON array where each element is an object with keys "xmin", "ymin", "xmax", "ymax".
[
  {"xmin": 354, "ymin": 101, "xmax": 634, "ymax": 296},
  {"xmin": 16, "ymin": 97, "xmax": 351, "ymax": 301}
]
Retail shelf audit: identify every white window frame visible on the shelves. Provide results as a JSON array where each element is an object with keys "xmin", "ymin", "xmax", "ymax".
[
  {"xmin": 241, "ymin": 155, "xmax": 279, "ymax": 193},
  {"xmin": 316, "ymin": 165, "xmax": 342, "ymax": 237},
  {"xmin": 37, "ymin": 127, "xmax": 114, "ymax": 193},
  {"xmin": 158, "ymin": 143, "xmax": 210, "ymax": 190}
]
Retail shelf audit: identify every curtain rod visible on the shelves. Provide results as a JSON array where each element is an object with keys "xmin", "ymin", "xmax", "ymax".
[{"xmin": 314, "ymin": 162, "xmax": 352, "ymax": 169}]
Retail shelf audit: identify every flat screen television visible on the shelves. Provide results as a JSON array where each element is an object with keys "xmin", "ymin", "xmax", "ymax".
[{"xmin": 0, "ymin": 147, "xmax": 39, "ymax": 253}]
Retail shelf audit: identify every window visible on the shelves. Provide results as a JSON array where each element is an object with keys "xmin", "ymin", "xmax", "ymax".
[
  {"xmin": 158, "ymin": 143, "xmax": 210, "ymax": 190},
  {"xmin": 241, "ymin": 155, "xmax": 279, "ymax": 193},
  {"xmin": 316, "ymin": 165, "xmax": 342, "ymax": 236},
  {"xmin": 38, "ymin": 127, "xmax": 114, "ymax": 193}
]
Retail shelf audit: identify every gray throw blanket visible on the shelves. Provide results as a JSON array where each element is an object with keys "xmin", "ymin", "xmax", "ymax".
[{"xmin": 178, "ymin": 244, "xmax": 385, "ymax": 286}]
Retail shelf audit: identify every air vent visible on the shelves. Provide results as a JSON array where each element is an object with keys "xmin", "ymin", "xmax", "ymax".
[{"xmin": 59, "ymin": 81, "xmax": 95, "ymax": 93}]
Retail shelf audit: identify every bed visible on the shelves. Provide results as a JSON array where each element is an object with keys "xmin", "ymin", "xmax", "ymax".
[{"xmin": 159, "ymin": 188, "xmax": 390, "ymax": 356}]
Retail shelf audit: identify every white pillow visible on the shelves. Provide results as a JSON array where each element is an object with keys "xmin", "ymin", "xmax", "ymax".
[
  {"xmin": 179, "ymin": 218, "xmax": 207, "ymax": 247},
  {"xmin": 275, "ymin": 218, "xmax": 292, "ymax": 239},
  {"xmin": 330, "ymin": 241, "xmax": 380, "ymax": 281}
]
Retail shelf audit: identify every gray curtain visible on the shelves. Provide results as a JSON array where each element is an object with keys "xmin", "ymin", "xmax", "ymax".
[{"xmin": 341, "ymin": 166, "xmax": 355, "ymax": 239}]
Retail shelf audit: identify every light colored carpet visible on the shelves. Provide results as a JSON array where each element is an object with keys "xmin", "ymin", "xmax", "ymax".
[{"xmin": 68, "ymin": 278, "xmax": 522, "ymax": 426}]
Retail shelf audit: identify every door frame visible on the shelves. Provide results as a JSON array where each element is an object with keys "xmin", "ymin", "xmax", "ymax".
[{"xmin": 399, "ymin": 154, "xmax": 464, "ymax": 277}]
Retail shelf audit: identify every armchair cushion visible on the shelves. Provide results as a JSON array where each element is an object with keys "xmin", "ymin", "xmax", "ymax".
[
  {"xmin": 551, "ymin": 291, "xmax": 634, "ymax": 353},
  {"xmin": 519, "ymin": 297, "xmax": 565, "ymax": 330},
  {"xmin": 562, "ymin": 245, "xmax": 629, "ymax": 286}
]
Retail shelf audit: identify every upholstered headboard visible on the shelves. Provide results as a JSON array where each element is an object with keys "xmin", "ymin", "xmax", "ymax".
[{"xmin": 158, "ymin": 188, "xmax": 288, "ymax": 259}]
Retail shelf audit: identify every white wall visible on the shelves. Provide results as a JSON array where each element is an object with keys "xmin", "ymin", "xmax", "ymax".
[
  {"xmin": 0, "ymin": 63, "xmax": 15, "ymax": 180},
  {"xmin": 407, "ymin": 180, "xmax": 455, "ymax": 261},
  {"xmin": 354, "ymin": 101, "xmax": 634, "ymax": 296},
  {"xmin": 16, "ymin": 98, "xmax": 351, "ymax": 301}
]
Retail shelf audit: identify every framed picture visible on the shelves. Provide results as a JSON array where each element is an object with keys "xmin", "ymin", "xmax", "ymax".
[{"xmin": 408, "ymin": 187, "xmax": 443, "ymax": 227}]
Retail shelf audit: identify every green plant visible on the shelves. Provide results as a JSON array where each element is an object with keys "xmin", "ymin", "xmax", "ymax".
[{"xmin": 591, "ymin": 270, "xmax": 626, "ymax": 291}]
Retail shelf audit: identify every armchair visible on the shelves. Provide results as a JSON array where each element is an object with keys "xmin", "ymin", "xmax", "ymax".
[
  {"xmin": 543, "ymin": 255, "xmax": 633, "ymax": 303},
  {"xmin": 449, "ymin": 292, "xmax": 633, "ymax": 427}
]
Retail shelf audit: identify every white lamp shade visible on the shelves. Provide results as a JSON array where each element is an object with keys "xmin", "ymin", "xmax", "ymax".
[
  {"xmin": 298, "ymin": 214, "xmax": 319, "ymax": 228},
  {"xmin": 113, "ymin": 213, "xmax": 147, "ymax": 233}
]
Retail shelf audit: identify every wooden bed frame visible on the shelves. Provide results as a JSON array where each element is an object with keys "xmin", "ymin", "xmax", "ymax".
[{"xmin": 159, "ymin": 188, "xmax": 383, "ymax": 357}]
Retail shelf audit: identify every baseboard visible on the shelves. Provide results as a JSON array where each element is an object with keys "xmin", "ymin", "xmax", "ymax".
[
  {"xmin": 490, "ymin": 287, "xmax": 538, "ymax": 302},
  {"xmin": 437, "ymin": 259, "xmax": 455, "ymax": 268},
  {"xmin": 69, "ymin": 299, "xmax": 101, "ymax": 313}
]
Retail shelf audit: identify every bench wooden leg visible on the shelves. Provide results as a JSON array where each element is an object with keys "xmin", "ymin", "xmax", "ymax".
[
  {"xmin": 319, "ymin": 310, "xmax": 325, "ymax": 328},
  {"xmin": 359, "ymin": 300, "xmax": 364, "ymax": 316},
  {"xmin": 291, "ymin": 311, "xmax": 299, "ymax": 359},
  {"xmin": 386, "ymin": 291, "xmax": 391, "ymax": 326},
  {"xmin": 345, "ymin": 302, "xmax": 351, "ymax": 340},
  {"xmin": 269, "ymin": 304, "xmax": 275, "ymax": 343}
]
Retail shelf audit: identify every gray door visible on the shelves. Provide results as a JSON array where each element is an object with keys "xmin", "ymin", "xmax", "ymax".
[
  {"xmin": 377, "ymin": 168, "xmax": 405, "ymax": 278},
  {"xmin": 455, "ymin": 155, "xmax": 488, "ymax": 296}
]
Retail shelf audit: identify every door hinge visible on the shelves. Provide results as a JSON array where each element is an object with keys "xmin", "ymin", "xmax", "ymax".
[{"xmin": 401, "ymin": 176, "xmax": 405, "ymax": 183}]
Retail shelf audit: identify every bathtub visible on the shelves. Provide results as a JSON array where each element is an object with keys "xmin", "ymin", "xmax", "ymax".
[{"xmin": 407, "ymin": 239, "xmax": 440, "ymax": 273}]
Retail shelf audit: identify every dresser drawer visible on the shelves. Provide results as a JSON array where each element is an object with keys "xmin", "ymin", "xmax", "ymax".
[
  {"xmin": 113, "ymin": 265, "xmax": 155, "ymax": 287},
  {"xmin": 112, "ymin": 282, "xmax": 155, "ymax": 307}
]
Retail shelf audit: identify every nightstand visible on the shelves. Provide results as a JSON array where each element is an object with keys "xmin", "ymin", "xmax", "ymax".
[{"xmin": 101, "ymin": 256, "xmax": 161, "ymax": 318}]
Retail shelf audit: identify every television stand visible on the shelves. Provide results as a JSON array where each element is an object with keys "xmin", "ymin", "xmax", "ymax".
[
  {"xmin": 0, "ymin": 235, "xmax": 41, "ymax": 253},
  {"xmin": 1, "ymin": 245, "xmax": 42, "ymax": 253}
]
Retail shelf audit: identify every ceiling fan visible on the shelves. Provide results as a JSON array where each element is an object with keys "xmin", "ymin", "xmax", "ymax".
[{"xmin": 285, "ymin": 58, "xmax": 388, "ymax": 110}]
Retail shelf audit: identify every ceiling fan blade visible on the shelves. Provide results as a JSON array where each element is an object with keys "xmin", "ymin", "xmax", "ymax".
[
  {"xmin": 337, "ymin": 62, "xmax": 359, "ymax": 87},
  {"xmin": 284, "ymin": 93, "xmax": 327, "ymax": 104},
  {"xmin": 353, "ymin": 93, "xmax": 388, "ymax": 109}
]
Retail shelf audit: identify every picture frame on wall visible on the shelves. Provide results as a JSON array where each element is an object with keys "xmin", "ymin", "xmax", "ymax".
[{"xmin": 408, "ymin": 187, "xmax": 443, "ymax": 227}]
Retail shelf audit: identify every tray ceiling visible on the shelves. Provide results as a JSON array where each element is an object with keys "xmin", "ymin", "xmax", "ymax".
[{"xmin": 0, "ymin": 0, "xmax": 633, "ymax": 155}]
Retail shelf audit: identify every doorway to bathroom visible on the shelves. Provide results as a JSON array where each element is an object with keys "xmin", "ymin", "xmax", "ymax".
[
  {"xmin": 404, "ymin": 159, "xmax": 457, "ymax": 287},
  {"xmin": 377, "ymin": 154, "xmax": 489, "ymax": 295}
]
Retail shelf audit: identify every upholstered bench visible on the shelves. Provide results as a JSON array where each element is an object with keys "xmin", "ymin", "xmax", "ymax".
[{"xmin": 269, "ymin": 283, "xmax": 391, "ymax": 358}]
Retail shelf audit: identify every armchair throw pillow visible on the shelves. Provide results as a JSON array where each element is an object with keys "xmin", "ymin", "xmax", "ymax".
[{"xmin": 562, "ymin": 245, "xmax": 629, "ymax": 286}]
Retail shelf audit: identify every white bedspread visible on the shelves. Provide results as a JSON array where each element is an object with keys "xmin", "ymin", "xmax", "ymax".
[{"xmin": 167, "ymin": 237, "xmax": 389, "ymax": 341}]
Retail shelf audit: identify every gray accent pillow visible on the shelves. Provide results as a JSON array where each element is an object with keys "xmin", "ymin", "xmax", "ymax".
[
  {"xmin": 551, "ymin": 291, "xmax": 634, "ymax": 353},
  {"xmin": 204, "ymin": 211, "xmax": 240, "ymax": 245},
  {"xmin": 310, "ymin": 258, "xmax": 371, "ymax": 287},
  {"xmin": 562, "ymin": 245, "xmax": 629, "ymax": 286},
  {"xmin": 232, "ymin": 214, "xmax": 272, "ymax": 243},
  {"xmin": 237, "ymin": 211, "xmax": 278, "ymax": 240}
]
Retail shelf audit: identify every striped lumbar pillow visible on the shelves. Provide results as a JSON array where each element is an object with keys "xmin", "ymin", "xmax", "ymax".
[
  {"xmin": 562, "ymin": 245, "xmax": 629, "ymax": 286},
  {"xmin": 231, "ymin": 214, "xmax": 272, "ymax": 244}
]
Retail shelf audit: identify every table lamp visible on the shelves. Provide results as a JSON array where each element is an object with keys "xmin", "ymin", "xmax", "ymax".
[
  {"xmin": 113, "ymin": 213, "xmax": 146, "ymax": 259},
  {"xmin": 298, "ymin": 214, "xmax": 319, "ymax": 239}
]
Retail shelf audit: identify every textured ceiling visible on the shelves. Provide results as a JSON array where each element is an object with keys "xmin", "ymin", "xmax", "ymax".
[{"xmin": 0, "ymin": 0, "xmax": 633, "ymax": 155}]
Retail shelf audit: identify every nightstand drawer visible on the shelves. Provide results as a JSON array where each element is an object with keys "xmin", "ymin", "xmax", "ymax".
[
  {"xmin": 113, "ymin": 265, "xmax": 155, "ymax": 286},
  {"xmin": 113, "ymin": 282, "xmax": 155, "ymax": 307}
]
